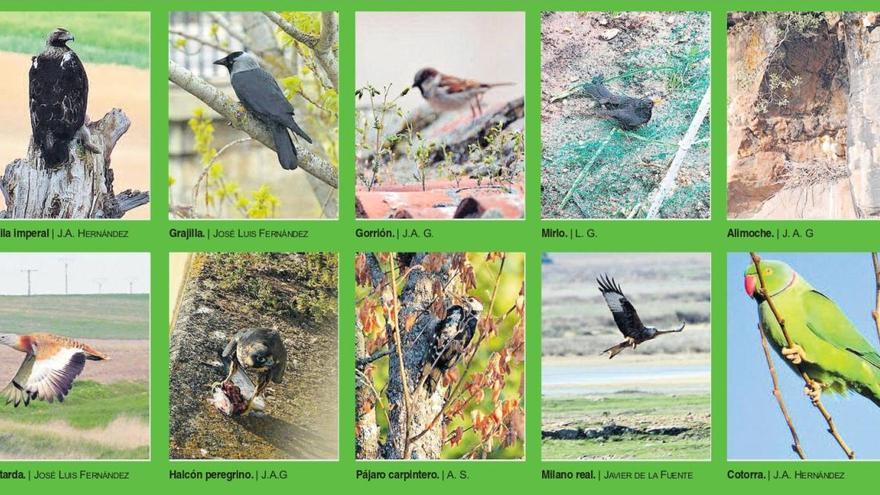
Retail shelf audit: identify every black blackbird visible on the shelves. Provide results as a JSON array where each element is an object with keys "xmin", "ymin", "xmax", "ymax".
[{"xmin": 579, "ymin": 81, "xmax": 657, "ymax": 131}]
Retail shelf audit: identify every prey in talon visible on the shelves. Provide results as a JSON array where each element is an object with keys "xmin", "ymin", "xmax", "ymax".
[{"xmin": 211, "ymin": 328, "xmax": 287, "ymax": 416}]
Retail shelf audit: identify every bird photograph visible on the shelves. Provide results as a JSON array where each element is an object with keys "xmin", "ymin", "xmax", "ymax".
[
  {"xmin": 727, "ymin": 12, "xmax": 880, "ymax": 220},
  {"xmin": 355, "ymin": 252, "xmax": 524, "ymax": 459},
  {"xmin": 541, "ymin": 253, "xmax": 711, "ymax": 460},
  {"xmin": 354, "ymin": 12, "xmax": 525, "ymax": 219},
  {"xmin": 0, "ymin": 13, "xmax": 150, "ymax": 219},
  {"xmin": 169, "ymin": 252, "xmax": 338, "ymax": 460},
  {"xmin": 168, "ymin": 11, "xmax": 338, "ymax": 219},
  {"xmin": 0, "ymin": 253, "xmax": 150, "ymax": 460},
  {"xmin": 541, "ymin": 11, "xmax": 710, "ymax": 219},
  {"xmin": 729, "ymin": 252, "xmax": 880, "ymax": 460},
  {"xmin": 212, "ymin": 327, "xmax": 287, "ymax": 416},
  {"xmin": 597, "ymin": 274, "xmax": 686, "ymax": 358}
]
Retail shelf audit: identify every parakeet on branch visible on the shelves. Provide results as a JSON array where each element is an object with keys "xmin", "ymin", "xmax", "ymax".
[{"xmin": 744, "ymin": 259, "xmax": 880, "ymax": 407}]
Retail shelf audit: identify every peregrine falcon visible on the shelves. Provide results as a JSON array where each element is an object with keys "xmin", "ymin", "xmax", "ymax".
[{"xmin": 219, "ymin": 328, "xmax": 287, "ymax": 413}]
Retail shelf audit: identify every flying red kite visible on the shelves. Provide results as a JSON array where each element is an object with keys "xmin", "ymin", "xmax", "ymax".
[{"xmin": 0, "ymin": 333, "xmax": 109, "ymax": 407}]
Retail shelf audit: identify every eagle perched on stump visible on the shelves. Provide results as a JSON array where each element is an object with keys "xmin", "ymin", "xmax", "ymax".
[
  {"xmin": 29, "ymin": 28, "xmax": 94, "ymax": 168},
  {"xmin": 422, "ymin": 297, "xmax": 484, "ymax": 394}
]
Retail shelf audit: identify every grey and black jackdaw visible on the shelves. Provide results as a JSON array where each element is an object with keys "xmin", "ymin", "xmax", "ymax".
[{"xmin": 214, "ymin": 51, "xmax": 312, "ymax": 170}]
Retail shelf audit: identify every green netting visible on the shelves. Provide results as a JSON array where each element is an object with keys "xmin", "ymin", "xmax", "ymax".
[{"xmin": 548, "ymin": 15, "xmax": 711, "ymax": 219}]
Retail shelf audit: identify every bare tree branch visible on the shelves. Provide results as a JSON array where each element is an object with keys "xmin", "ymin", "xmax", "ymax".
[
  {"xmin": 2, "ymin": 109, "xmax": 149, "ymax": 218},
  {"xmin": 262, "ymin": 11, "xmax": 338, "ymax": 89},
  {"xmin": 208, "ymin": 12, "xmax": 251, "ymax": 47},
  {"xmin": 168, "ymin": 61, "xmax": 338, "ymax": 189},
  {"xmin": 170, "ymin": 29, "xmax": 229, "ymax": 53},
  {"xmin": 386, "ymin": 257, "xmax": 414, "ymax": 459},
  {"xmin": 191, "ymin": 137, "xmax": 252, "ymax": 208},
  {"xmin": 757, "ymin": 323, "xmax": 806, "ymax": 459}
]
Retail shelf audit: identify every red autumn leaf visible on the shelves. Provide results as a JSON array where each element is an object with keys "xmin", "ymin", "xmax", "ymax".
[
  {"xmin": 449, "ymin": 426, "xmax": 464, "ymax": 446},
  {"xmin": 404, "ymin": 313, "xmax": 418, "ymax": 332}
]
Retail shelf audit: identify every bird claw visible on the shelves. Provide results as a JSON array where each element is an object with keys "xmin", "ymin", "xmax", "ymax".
[
  {"xmin": 804, "ymin": 381, "xmax": 823, "ymax": 405},
  {"xmin": 781, "ymin": 344, "xmax": 806, "ymax": 365}
]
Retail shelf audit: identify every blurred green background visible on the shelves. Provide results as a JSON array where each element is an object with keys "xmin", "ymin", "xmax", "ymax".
[{"xmin": 0, "ymin": 12, "xmax": 150, "ymax": 67}]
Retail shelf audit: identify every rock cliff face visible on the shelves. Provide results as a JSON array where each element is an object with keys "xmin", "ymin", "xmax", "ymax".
[
  {"xmin": 727, "ymin": 12, "xmax": 880, "ymax": 219},
  {"xmin": 843, "ymin": 13, "xmax": 880, "ymax": 216}
]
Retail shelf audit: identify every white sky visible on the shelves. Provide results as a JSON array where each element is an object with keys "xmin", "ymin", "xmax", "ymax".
[
  {"xmin": 356, "ymin": 12, "xmax": 525, "ymax": 112},
  {"xmin": 0, "ymin": 253, "xmax": 150, "ymax": 295}
]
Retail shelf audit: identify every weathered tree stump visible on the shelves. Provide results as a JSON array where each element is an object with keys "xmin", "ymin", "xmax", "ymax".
[{"xmin": 0, "ymin": 108, "xmax": 149, "ymax": 219}]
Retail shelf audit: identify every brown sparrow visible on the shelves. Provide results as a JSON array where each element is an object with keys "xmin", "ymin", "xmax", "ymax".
[{"xmin": 411, "ymin": 67, "xmax": 514, "ymax": 118}]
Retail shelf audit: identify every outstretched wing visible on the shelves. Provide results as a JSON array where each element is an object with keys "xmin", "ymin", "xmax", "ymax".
[
  {"xmin": 4, "ymin": 348, "xmax": 87, "ymax": 406},
  {"xmin": 2, "ymin": 354, "xmax": 36, "ymax": 407},
  {"xmin": 597, "ymin": 274, "xmax": 645, "ymax": 338}
]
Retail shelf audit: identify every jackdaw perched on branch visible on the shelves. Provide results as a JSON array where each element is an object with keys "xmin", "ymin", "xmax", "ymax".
[{"xmin": 214, "ymin": 51, "xmax": 312, "ymax": 170}]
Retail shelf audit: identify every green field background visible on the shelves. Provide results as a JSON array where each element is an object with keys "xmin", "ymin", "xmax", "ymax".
[{"xmin": 0, "ymin": 0, "xmax": 877, "ymax": 492}]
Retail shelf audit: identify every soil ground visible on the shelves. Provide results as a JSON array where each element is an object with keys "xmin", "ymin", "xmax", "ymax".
[{"xmin": 542, "ymin": 389, "xmax": 711, "ymax": 460}]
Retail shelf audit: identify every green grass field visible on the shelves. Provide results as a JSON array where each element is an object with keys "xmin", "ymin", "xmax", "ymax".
[
  {"xmin": 0, "ymin": 294, "xmax": 149, "ymax": 339},
  {"xmin": 542, "ymin": 393, "xmax": 711, "ymax": 460},
  {"xmin": 0, "ymin": 12, "xmax": 149, "ymax": 68},
  {"xmin": 0, "ymin": 380, "xmax": 149, "ymax": 459}
]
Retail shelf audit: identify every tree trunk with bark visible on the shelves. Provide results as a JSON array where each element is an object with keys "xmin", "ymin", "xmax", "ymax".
[
  {"xmin": 0, "ymin": 109, "xmax": 149, "ymax": 219},
  {"xmin": 356, "ymin": 253, "xmax": 448, "ymax": 459}
]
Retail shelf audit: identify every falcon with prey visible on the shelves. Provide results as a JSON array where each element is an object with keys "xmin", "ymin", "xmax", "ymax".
[
  {"xmin": 218, "ymin": 328, "xmax": 287, "ymax": 414},
  {"xmin": 0, "ymin": 332, "xmax": 108, "ymax": 407}
]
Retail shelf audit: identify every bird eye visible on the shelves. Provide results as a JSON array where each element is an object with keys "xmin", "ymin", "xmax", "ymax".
[{"xmin": 764, "ymin": 268, "xmax": 773, "ymax": 275}]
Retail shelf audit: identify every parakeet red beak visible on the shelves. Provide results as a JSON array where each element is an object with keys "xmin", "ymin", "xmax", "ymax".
[{"xmin": 744, "ymin": 274, "xmax": 757, "ymax": 298}]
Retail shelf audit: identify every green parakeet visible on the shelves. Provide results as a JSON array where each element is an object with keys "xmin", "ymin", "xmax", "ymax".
[{"xmin": 744, "ymin": 259, "xmax": 880, "ymax": 407}]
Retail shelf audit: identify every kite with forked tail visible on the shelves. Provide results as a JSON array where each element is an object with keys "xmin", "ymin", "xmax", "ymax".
[{"xmin": 597, "ymin": 274, "xmax": 685, "ymax": 358}]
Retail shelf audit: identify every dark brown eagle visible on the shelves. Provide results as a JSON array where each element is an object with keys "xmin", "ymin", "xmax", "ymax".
[
  {"xmin": 597, "ymin": 274, "xmax": 685, "ymax": 358},
  {"xmin": 29, "ymin": 28, "xmax": 94, "ymax": 168}
]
